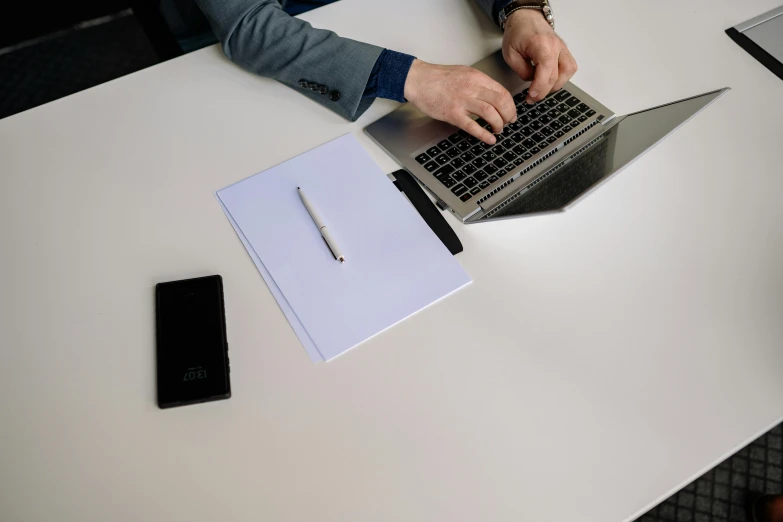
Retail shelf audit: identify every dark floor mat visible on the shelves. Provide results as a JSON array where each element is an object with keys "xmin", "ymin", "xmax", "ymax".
[
  {"xmin": 0, "ymin": 12, "xmax": 159, "ymax": 120},
  {"xmin": 636, "ymin": 423, "xmax": 783, "ymax": 522}
]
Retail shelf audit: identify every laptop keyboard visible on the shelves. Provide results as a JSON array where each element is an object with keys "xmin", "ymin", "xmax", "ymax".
[{"xmin": 413, "ymin": 88, "xmax": 602, "ymax": 203}]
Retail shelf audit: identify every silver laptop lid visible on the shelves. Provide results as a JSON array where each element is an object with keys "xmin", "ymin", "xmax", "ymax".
[{"xmin": 480, "ymin": 88, "xmax": 730, "ymax": 221}]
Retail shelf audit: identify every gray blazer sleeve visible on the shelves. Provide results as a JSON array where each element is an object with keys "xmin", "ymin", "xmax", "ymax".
[{"xmin": 194, "ymin": 0, "xmax": 384, "ymax": 121}]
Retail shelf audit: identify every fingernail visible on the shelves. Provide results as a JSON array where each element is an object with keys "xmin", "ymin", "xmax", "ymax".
[
  {"xmin": 529, "ymin": 90, "xmax": 539, "ymax": 99},
  {"xmin": 489, "ymin": 136, "xmax": 497, "ymax": 144},
  {"xmin": 512, "ymin": 115, "xmax": 518, "ymax": 122}
]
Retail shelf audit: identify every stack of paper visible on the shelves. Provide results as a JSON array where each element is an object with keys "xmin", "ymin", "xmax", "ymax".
[{"xmin": 216, "ymin": 134, "xmax": 471, "ymax": 361}]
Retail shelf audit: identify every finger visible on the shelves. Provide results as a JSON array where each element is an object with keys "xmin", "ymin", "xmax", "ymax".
[
  {"xmin": 552, "ymin": 48, "xmax": 578, "ymax": 92},
  {"xmin": 504, "ymin": 48, "xmax": 535, "ymax": 81},
  {"xmin": 476, "ymin": 86, "xmax": 516, "ymax": 125},
  {"xmin": 466, "ymin": 98, "xmax": 505, "ymax": 134},
  {"xmin": 455, "ymin": 115, "xmax": 497, "ymax": 145},
  {"xmin": 526, "ymin": 40, "xmax": 558, "ymax": 103}
]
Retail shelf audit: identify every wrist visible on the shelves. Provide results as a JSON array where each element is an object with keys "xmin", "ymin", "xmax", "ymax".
[
  {"xmin": 505, "ymin": 8, "xmax": 550, "ymax": 32},
  {"xmin": 404, "ymin": 59, "xmax": 425, "ymax": 103}
]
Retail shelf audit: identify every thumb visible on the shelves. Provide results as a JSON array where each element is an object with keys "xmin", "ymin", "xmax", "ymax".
[{"xmin": 505, "ymin": 48, "xmax": 535, "ymax": 81}]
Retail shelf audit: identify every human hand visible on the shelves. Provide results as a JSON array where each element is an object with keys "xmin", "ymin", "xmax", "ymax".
[
  {"xmin": 403, "ymin": 59, "xmax": 516, "ymax": 145},
  {"xmin": 502, "ymin": 9, "xmax": 578, "ymax": 104}
]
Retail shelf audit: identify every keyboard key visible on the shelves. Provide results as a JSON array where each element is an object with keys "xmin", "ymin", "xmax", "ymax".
[
  {"xmin": 435, "ymin": 154, "xmax": 450, "ymax": 165},
  {"xmin": 482, "ymin": 151, "xmax": 497, "ymax": 161},
  {"xmin": 497, "ymin": 140, "xmax": 513, "ymax": 151},
  {"xmin": 470, "ymin": 145, "xmax": 484, "ymax": 156},
  {"xmin": 496, "ymin": 169, "xmax": 507, "ymax": 177},
  {"xmin": 423, "ymin": 161, "xmax": 438, "ymax": 172},
  {"xmin": 509, "ymin": 121, "xmax": 521, "ymax": 131},
  {"xmin": 508, "ymin": 132, "xmax": 522, "ymax": 142},
  {"xmin": 522, "ymin": 138, "xmax": 536, "ymax": 149},
  {"xmin": 532, "ymin": 132, "xmax": 546, "ymax": 143},
  {"xmin": 512, "ymin": 145, "xmax": 526, "ymax": 155},
  {"xmin": 529, "ymin": 109, "xmax": 541, "ymax": 118},
  {"xmin": 448, "ymin": 133, "xmax": 464, "ymax": 144},
  {"xmin": 546, "ymin": 136, "xmax": 557, "ymax": 144},
  {"xmin": 522, "ymin": 152, "xmax": 533, "ymax": 160},
  {"xmin": 586, "ymin": 109, "xmax": 596, "ymax": 117},
  {"xmin": 466, "ymin": 136, "xmax": 480, "ymax": 145},
  {"xmin": 521, "ymin": 126, "xmax": 533, "ymax": 136},
  {"xmin": 559, "ymin": 114, "xmax": 572, "ymax": 124},
  {"xmin": 514, "ymin": 157, "xmax": 524, "ymax": 166},
  {"xmin": 458, "ymin": 130, "xmax": 470, "ymax": 137},
  {"xmin": 456, "ymin": 141, "xmax": 471, "ymax": 152},
  {"xmin": 470, "ymin": 187, "xmax": 481, "ymax": 195},
  {"xmin": 488, "ymin": 175, "xmax": 499, "ymax": 183},
  {"xmin": 549, "ymin": 109, "xmax": 562, "ymax": 118},
  {"xmin": 474, "ymin": 171, "xmax": 488, "ymax": 181},
  {"xmin": 578, "ymin": 115, "xmax": 588, "ymax": 123},
  {"xmin": 464, "ymin": 177, "xmax": 478, "ymax": 188},
  {"xmin": 568, "ymin": 109, "xmax": 581, "ymax": 119},
  {"xmin": 577, "ymin": 103, "xmax": 590, "ymax": 113},
  {"xmin": 530, "ymin": 120, "xmax": 543, "ymax": 130},
  {"xmin": 540, "ymin": 127, "xmax": 553, "ymax": 137},
  {"xmin": 463, "ymin": 164, "xmax": 477, "ymax": 175},
  {"xmin": 446, "ymin": 147, "xmax": 460, "ymax": 158},
  {"xmin": 452, "ymin": 158, "xmax": 465, "ymax": 168},
  {"xmin": 475, "ymin": 118, "xmax": 487, "ymax": 128},
  {"xmin": 502, "ymin": 126, "xmax": 513, "ymax": 137},
  {"xmin": 530, "ymin": 147, "xmax": 541, "ymax": 154},
  {"xmin": 440, "ymin": 177, "xmax": 456, "ymax": 188},
  {"xmin": 462, "ymin": 152, "xmax": 476, "ymax": 162},
  {"xmin": 493, "ymin": 157, "xmax": 508, "ymax": 168},
  {"xmin": 519, "ymin": 115, "xmax": 532, "ymax": 124},
  {"xmin": 545, "ymin": 98, "xmax": 559, "ymax": 107},
  {"xmin": 473, "ymin": 157, "xmax": 487, "ymax": 167},
  {"xmin": 539, "ymin": 115, "xmax": 552, "ymax": 124},
  {"xmin": 516, "ymin": 105, "xmax": 526, "ymax": 115},
  {"xmin": 554, "ymin": 130, "xmax": 565, "ymax": 138},
  {"xmin": 452, "ymin": 184, "xmax": 468, "ymax": 196},
  {"xmin": 566, "ymin": 97, "xmax": 580, "ymax": 107},
  {"xmin": 502, "ymin": 151, "xmax": 517, "ymax": 162},
  {"xmin": 426, "ymin": 146, "xmax": 440, "ymax": 157},
  {"xmin": 555, "ymin": 90, "xmax": 571, "ymax": 101},
  {"xmin": 479, "ymin": 181, "xmax": 490, "ymax": 189},
  {"xmin": 549, "ymin": 120, "xmax": 563, "ymax": 130},
  {"xmin": 460, "ymin": 193, "xmax": 472, "ymax": 202},
  {"xmin": 479, "ymin": 141, "xmax": 493, "ymax": 150},
  {"xmin": 434, "ymin": 164, "xmax": 455, "ymax": 179},
  {"xmin": 557, "ymin": 103, "xmax": 569, "ymax": 112},
  {"xmin": 415, "ymin": 153, "xmax": 430, "ymax": 164},
  {"xmin": 513, "ymin": 93, "xmax": 526, "ymax": 104},
  {"xmin": 452, "ymin": 170, "xmax": 467, "ymax": 182},
  {"xmin": 483, "ymin": 164, "xmax": 498, "ymax": 175}
]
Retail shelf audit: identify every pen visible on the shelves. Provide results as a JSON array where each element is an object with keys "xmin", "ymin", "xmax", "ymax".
[{"xmin": 298, "ymin": 187, "xmax": 345, "ymax": 263}]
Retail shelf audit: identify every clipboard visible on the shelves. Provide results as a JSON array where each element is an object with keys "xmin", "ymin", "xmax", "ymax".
[{"xmin": 389, "ymin": 169, "xmax": 464, "ymax": 256}]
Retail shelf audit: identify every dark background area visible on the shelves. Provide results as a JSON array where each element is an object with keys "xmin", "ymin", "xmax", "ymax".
[{"xmin": 0, "ymin": 0, "xmax": 129, "ymax": 48}]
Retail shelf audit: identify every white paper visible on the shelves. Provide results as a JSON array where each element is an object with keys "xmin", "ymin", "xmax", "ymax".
[
  {"xmin": 216, "ymin": 198, "xmax": 324, "ymax": 362},
  {"xmin": 217, "ymin": 134, "xmax": 471, "ymax": 361}
]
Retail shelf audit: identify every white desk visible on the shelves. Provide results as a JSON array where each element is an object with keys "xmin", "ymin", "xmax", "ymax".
[{"xmin": 1, "ymin": 1, "xmax": 782, "ymax": 521}]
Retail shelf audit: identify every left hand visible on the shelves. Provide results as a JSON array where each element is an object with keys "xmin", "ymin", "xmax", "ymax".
[{"xmin": 502, "ymin": 9, "xmax": 578, "ymax": 104}]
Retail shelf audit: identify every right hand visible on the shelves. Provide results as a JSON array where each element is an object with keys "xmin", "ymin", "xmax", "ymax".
[{"xmin": 403, "ymin": 59, "xmax": 517, "ymax": 145}]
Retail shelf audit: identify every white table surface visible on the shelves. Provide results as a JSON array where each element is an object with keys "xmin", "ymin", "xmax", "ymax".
[{"xmin": 1, "ymin": 1, "xmax": 782, "ymax": 521}]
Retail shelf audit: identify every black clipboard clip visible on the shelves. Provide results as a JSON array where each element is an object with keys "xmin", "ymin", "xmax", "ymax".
[{"xmin": 389, "ymin": 169, "xmax": 463, "ymax": 256}]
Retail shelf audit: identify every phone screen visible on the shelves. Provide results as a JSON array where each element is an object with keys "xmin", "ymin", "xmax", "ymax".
[{"xmin": 155, "ymin": 275, "xmax": 230, "ymax": 408}]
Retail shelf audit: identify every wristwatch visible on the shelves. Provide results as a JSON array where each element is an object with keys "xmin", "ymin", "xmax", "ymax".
[{"xmin": 498, "ymin": 0, "xmax": 555, "ymax": 32}]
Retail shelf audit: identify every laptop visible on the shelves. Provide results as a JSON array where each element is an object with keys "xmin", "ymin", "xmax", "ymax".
[
  {"xmin": 366, "ymin": 50, "xmax": 729, "ymax": 223},
  {"xmin": 726, "ymin": 5, "xmax": 783, "ymax": 82}
]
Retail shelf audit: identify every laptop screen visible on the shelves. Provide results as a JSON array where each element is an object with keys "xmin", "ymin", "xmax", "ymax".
[{"xmin": 487, "ymin": 89, "xmax": 728, "ymax": 219}]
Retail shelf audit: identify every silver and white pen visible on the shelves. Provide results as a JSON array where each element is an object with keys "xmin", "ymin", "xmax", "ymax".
[{"xmin": 298, "ymin": 187, "xmax": 345, "ymax": 263}]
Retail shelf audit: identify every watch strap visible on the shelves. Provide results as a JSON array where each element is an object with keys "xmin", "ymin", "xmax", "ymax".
[{"xmin": 499, "ymin": 0, "xmax": 555, "ymax": 32}]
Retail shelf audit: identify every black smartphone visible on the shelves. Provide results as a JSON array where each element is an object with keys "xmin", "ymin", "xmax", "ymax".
[{"xmin": 155, "ymin": 275, "xmax": 231, "ymax": 408}]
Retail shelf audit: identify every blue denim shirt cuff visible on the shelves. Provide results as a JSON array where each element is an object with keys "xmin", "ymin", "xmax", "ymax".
[{"xmin": 363, "ymin": 49, "xmax": 416, "ymax": 103}]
